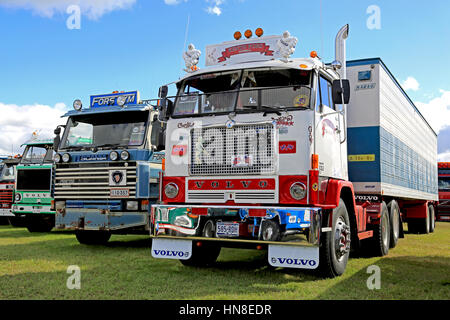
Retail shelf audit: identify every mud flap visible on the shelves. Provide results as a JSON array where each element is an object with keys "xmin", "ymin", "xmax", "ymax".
[
  {"xmin": 151, "ymin": 238, "xmax": 192, "ymax": 260},
  {"xmin": 268, "ymin": 245, "xmax": 319, "ymax": 269}
]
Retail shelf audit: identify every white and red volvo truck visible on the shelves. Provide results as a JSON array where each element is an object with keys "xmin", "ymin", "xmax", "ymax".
[{"xmin": 150, "ymin": 25, "xmax": 438, "ymax": 277}]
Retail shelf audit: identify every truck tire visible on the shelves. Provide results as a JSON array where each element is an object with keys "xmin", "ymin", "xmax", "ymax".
[
  {"xmin": 387, "ymin": 200, "xmax": 400, "ymax": 248},
  {"xmin": 369, "ymin": 201, "xmax": 390, "ymax": 256},
  {"xmin": 260, "ymin": 219, "xmax": 281, "ymax": 241},
  {"xmin": 75, "ymin": 230, "xmax": 111, "ymax": 245},
  {"xmin": 0, "ymin": 217, "xmax": 10, "ymax": 225},
  {"xmin": 203, "ymin": 220, "xmax": 216, "ymax": 238},
  {"xmin": 26, "ymin": 216, "xmax": 54, "ymax": 233},
  {"xmin": 8, "ymin": 217, "xmax": 27, "ymax": 228},
  {"xmin": 318, "ymin": 199, "xmax": 351, "ymax": 278},
  {"xmin": 428, "ymin": 205, "xmax": 435, "ymax": 233},
  {"xmin": 180, "ymin": 242, "xmax": 221, "ymax": 267}
]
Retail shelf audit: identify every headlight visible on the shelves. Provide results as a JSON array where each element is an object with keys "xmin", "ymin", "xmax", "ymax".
[
  {"xmin": 110, "ymin": 151, "xmax": 119, "ymax": 161},
  {"xmin": 126, "ymin": 201, "xmax": 138, "ymax": 211},
  {"xmin": 120, "ymin": 150, "xmax": 130, "ymax": 161},
  {"xmin": 73, "ymin": 99, "xmax": 83, "ymax": 111},
  {"xmin": 55, "ymin": 201, "xmax": 65, "ymax": 210},
  {"xmin": 14, "ymin": 193, "xmax": 22, "ymax": 202},
  {"xmin": 117, "ymin": 95, "xmax": 127, "ymax": 107},
  {"xmin": 164, "ymin": 183, "xmax": 179, "ymax": 199},
  {"xmin": 54, "ymin": 153, "xmax": 61, "ymax": 163},
  {"xmin": 62, "ymin": 153, "xmax": 71, "ymax": 163},
  {"xmin": 290, "ymin": 182, "xmax": 307, "ymax": 200}
]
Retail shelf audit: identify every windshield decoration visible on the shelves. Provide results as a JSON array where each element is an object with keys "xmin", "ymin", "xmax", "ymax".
[
  {"xmin": 90, "ymin": 91, "xmax": 139, "ymax": 108},
  {"xmin": 183, "ymin": 43, "xmax": 201, "ymax": 73}
]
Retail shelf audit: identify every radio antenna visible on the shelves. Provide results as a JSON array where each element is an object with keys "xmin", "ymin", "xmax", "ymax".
[{"xmin": 183, "ymin": 13, "xmax": 191, "ymax": 54}]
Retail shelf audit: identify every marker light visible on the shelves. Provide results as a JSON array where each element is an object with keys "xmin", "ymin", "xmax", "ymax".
[
  {"xmin": 234, "ymin": 31, "xmax": 242, "ymax": 40},
  {"xmin": 54, "ymin": 153, "xmax": 62, "ymax": 163},
  {"xmin": 110, "ymin": 151, "xmax": 119, "ymax": 161},
  {"xmin": 299, "ymin": 64, "xmax": 308, "ymax": 69},
  {"xmin": 311, "ymin": 154, "xmax": 319, "ymax": 169},
  {"xmin": 73, "ymin": 99, "xmax": 82, "ymax": 111},
  {"xmin": 290, "ymin": 182, "xmax": 307, "ymax": 200},
  {"xmin": 255, "ymin": 28, "xmax": 264, "ymax": 37},
  {"xmin": 244, "ymin": 29, "xmax": 252, "ymax": 38},
  {"xmin": 310, "ymin": 51, "xmax": 318, "ymax": 58},
  {"xmin": 62, "ymin": 153, "xmax": 71, "ymax": 163},
  {"xmin": 120, "ymin": 150, "xmax": 130, "ymax": 161}
]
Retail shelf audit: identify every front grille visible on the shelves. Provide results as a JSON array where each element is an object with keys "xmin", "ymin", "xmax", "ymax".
[
  {"xmin": 187, "ymin": 191, "xmax": 276, "ymax": 203},
  {"xmin": 0, "ymin": 184, "xmax": 13, "ymax": 208},
  {"xmin": 54, "ymin": 162, "xmax": 137, "ymax": 200},
  {"xmin": 190, "ymin": 123, "xmax": 276, "ymax": 176}
]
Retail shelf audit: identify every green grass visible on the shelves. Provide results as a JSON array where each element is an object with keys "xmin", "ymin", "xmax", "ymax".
[{"xmin": 0, "ymin": 223, "xmax": 449, "ymax": 300}]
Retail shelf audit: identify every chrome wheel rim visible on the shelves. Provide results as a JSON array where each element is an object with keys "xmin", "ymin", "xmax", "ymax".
[{"xmin": 334, "ymin": 216, "xmax": 351, "ymax": 261}]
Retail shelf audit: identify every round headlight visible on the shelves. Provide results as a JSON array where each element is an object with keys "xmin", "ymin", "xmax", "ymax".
[
  {"xmin": 73, "ymin": 99, "xmax": 83, "ymax": 111},
  {"xmin": 110, "ymin": 151, "xmax": 119, "ymax": 161},
  {"xmin": 120, "ymin": 150, "xmax": 130, "ymax": 161},
  {"xmin": 117, "ymin": 95, "xmax": 127, "ymax": 107},
  {"xmin": 290, "ymin": 182, "xmax": 307, "ymax": 200},
  {"xmin": 164, "ymin": 183, "xmax": 179, "ymax": 199},
  {"xmin": 15, "ymin": 193, "xmax": 22, "ymax": 202},
  {"xmin": 54, "ymin": 153, "xmax": 61, "ymax": 163},
  {"xmin": 62, "ymin": 153, "xmax": 71, "ymax": 163}
]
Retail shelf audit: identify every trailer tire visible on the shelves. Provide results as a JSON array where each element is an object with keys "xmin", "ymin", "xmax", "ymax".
[
  {"xmin": 428, "ymin": 205, "xmax": 435, "ymax": 233},
  {"xmin": 180, "ymin": 242, "xmax": 221, "ymax": 267},
  {"xmin": 75, "ymin": 230, "xmax": 111, "ymax": 245},
  {"xmin": 387, "ymin": 200, "xmax": 400, "ymax": 248},
  {"xmin": 369, "ymin": 201, "xmax": 390, "ymax": 256},
  {"xmin": 318, "ymin": 199, "xmax": 351, "ymax": 278}
]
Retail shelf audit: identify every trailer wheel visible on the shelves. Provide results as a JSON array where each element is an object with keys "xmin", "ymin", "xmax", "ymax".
[
  {"xmin": 260, "ymin": 220, "xmax": 281, "ymax": 241},
  {"xmin": 75, "ymin": 230, "xmax": 111, "ymax": 245},
  {"xmin": 387, "ymin": 200, "xmax": 400, "ymax": 248},
  {"xmin": 369, "ymin": 201, "xmax": 390, "ymax": 256},
  {"xmin": 428, "ymin": 205, "xmax": 435, "ymax": 233},
  {"xmin": 180, "ymin": 242, "xmax": 221, "ymax": 267},
  {"xmin": 318, "ymin": 199, "xmax": 351, "ymax": 278}
]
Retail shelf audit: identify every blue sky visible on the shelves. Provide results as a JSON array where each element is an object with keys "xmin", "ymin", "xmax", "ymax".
[{"xmin": 0, "ymin": 0, "xmax": 449, "ymax": 157}]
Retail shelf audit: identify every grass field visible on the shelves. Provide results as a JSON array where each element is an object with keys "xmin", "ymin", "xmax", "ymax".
[{"xmin": 0, "ymin": 223, "xmax": 449, "ymax": 300}]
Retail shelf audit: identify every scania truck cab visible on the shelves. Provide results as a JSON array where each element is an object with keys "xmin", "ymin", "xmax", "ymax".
[
  {"xmin": 12, "ymin": 139, "xmax": 56, "ymax": 232},
  {"xmin": 53, "ymin": 91, "xmax": 164, "ymax": 245},
  {"xmin": 150, "ymin": 26, "xmax": 438, "ymax": 277}
]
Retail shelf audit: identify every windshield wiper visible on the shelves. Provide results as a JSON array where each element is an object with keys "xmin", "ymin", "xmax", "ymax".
[
  {"xmin": 241, "ymin": 105, "xmax": 281, "ymax": 116},
  {"xmin": 94, "ymin": 143, "xmax": 127, "ymax": 150}
]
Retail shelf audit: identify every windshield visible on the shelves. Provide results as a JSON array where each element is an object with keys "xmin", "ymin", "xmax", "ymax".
[
  {"xmin": 439, "ymin": 177, "xmax": 450, "ymax": 192},
  {"xmin": 60, "ymin": 111, "xmax": 149, "ymax": 150},
  {"xmin": 21, "ymin": 146, "xmax": 54, "ymax": 164},
  {"xmin": 0, "ymin": 164, "xmax": 15, "ymax": 180},
  {"xmin": 172, "ymin": 68, "xmax": 312, "ymax": 117}
]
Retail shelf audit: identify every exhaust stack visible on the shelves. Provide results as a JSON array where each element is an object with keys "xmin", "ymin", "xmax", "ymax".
[{"xmin": 335, "ymin": 24, "xmax": 349, "ymax": 78}]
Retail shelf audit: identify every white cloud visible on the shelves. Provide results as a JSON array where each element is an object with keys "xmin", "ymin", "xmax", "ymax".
[
  {"xmin": 164, "ymin": 0, "xmax": 183, "ymax": 4},
  {"xmin": 415, "ymin": 89, "xmax": 450, "ymax": 134},
  {"xmin": 402, "ymin": 76, "xmax": 420, "ymax": 91},
  {"xmin": 438, "ymin": 150, "xmax": 450, "ymax": 162},
  {"xmin": 0, "ymin": 0, "xmax": 136, "ymax": 20},
  {"xmin": 206, "ymin": 0, "xmax": 223, "ymax": 15},
  {"xmin": 0, "ymin": 102, "xmax": 67, "ymax": 155}
]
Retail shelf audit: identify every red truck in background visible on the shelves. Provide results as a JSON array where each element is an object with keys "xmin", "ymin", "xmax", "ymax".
[{"xmin": 437, "ymin": 162, "xmax": 450, "ymax": 221}]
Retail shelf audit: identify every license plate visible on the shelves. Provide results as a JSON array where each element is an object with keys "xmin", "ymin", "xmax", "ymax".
[
  {"xmin": 32, "ymin": 206, "xmax": 42, "ymax": 213},
  {"xmin": 110, "ymin": 188, "xmax": 130, "ymax": 198},
  {"xmin": 216, "ymin": 222, "xmax": 239, "ymax": 238}
]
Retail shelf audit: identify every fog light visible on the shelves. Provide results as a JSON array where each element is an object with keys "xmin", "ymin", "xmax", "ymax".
[
  {"xmin": 126, "ymin": 201, "xmax": 138, "ymax": 211},
  {"xmin": 164, "ymin": 183, "xmax": 179, "ymax": 199},
  {"xmin": 290, "ymin": 182, "xmax": 306, "ymax": 200}
]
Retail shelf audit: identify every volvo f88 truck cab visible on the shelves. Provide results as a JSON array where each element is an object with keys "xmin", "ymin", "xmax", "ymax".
[
  {"xmin": 12, "ymin": 138, "xmax": 56, "ymax": 232},
  {"xmin": 54, "ymin": 90, "xmax": 164, "ymax": 245}
]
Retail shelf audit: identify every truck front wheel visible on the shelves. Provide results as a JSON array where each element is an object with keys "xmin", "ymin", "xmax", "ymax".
[
  {"xmin": 180, "ymin": 242, "xmax": 221, "ymax": 267},
  {"xmin": 75, "ymin": 230, "xmax": 111, "ymax": 245},
  {"xmin": 26, "ymin": 216, "xmax": 54, "ymax": 233},
  {"xmin": 318, "ymin": 199, "xmax": 351, "ymax": 278}
]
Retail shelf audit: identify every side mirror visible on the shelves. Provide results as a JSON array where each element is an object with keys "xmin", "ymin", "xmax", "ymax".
[
  {"xmin": 332, "ymin": 79, "xmax": 350, "ymax": 104},
  {"xmin": 151, "ymin": 116, "xmax": 165, "ymax": 151},
  {"xmin": 53, "ymin": 126, "xmax": 62, "ymax": 151},
  {"xmin": 158, "ymin": 85, "xmax": 168, "ymax": 99}
]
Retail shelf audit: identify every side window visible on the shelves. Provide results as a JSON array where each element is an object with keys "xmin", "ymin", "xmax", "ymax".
[{"xmin": 316, "ymin": 75, "xmax": 332, "ymax": 111}]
